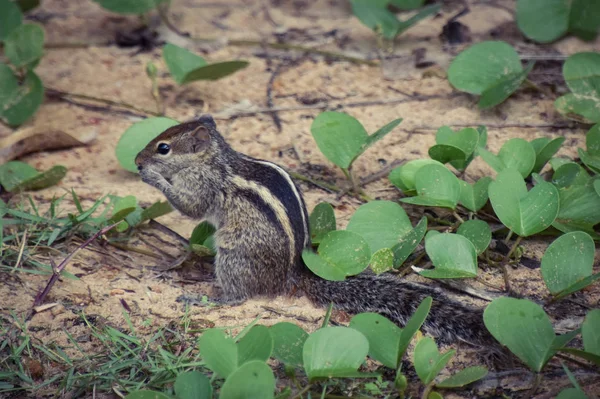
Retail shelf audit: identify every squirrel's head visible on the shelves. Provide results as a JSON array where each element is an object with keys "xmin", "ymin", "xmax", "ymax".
[{"xmin": 135, "ymin": 115, "xmax": 220, "ymax": 179}]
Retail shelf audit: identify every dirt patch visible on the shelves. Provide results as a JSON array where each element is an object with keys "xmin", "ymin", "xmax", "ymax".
[{"xmin": 1, "ymin": 0, "xmax": 599, "ymax": 398}]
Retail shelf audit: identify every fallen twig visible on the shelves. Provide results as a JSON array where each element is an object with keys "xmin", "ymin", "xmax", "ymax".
[{"xmin": 32, "ymin": 222, "xmax": 120, "ymax": 309}]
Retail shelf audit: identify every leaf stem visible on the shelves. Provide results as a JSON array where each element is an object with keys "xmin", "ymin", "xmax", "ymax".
[
  {"xmin": 526, "ymin": 373, "xmax": 543, "ymax": 397},
  {"xmin": 420, "ymin": 381, "xmax": 435, "ymax": 399},
  {"xmin": 452, "ymin": 211, "xmax": 465, "ymax": 224}
]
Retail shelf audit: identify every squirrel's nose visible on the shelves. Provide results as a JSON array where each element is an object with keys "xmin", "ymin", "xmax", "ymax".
[{"xmin": 134, "ymin": 155, "xmax": 143, "ymax": 170}]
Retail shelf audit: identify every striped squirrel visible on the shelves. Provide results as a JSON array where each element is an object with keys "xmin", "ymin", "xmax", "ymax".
[{"xmin": 135, "ymin": 115, "xmax": 493, "ymax": 346}]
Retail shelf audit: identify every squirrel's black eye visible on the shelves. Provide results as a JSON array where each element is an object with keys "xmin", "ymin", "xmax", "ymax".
[{"xmin": 156, "ymin": 142, "xmax": 170, "ymax": 155}]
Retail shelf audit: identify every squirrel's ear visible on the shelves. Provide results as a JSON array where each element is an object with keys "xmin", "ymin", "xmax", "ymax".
[
  {"xmin": 190, "ymin": 125, "xmax": 210, "ymax": 153},
  {"xmin": 197, "ymin": 114, "xmax": 216, "ymax": 130}
]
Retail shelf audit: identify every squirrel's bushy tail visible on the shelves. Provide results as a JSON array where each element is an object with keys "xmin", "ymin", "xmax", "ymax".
[{"xmin": 299, "ymin": 271, "xmax": 494, "ymax": 346}]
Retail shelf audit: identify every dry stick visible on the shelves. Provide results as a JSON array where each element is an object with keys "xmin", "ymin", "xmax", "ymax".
[
  {"xmin": 46, "ymin": 88, "xmax": 161, "ymax": 117},
  {"xmin": 32, "ymin": 222, "xmax": 120, "ymax": 309},
  {"xmin": 11, "ymin": 229, "xmax": 28, "ymax": 273},
  {"xmin": 266, "ymin": 62, "xmax": 284, "ymax": 132},
  {"xmin": 148, "ymin": 219, "xmax": 189, "ymax": 246}
]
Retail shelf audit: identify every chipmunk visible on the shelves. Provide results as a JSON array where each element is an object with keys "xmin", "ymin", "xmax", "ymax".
[{"xmin": 135, "ymin": 115, "xmax": 493, "ymax": 346}]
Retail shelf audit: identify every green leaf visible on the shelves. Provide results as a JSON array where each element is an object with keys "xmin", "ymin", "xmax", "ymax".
[
  {"xmin": 488, "ymin": 168, "xmax": 559, "ymax": 237},
  {"xmin": 311, "ymin": 111, "xmax": 368, "ymax": 169},
  {"xmin": 12, "ymin": 165, "xmax": 67, "ymax": 192},
  {"xmin": 569, "ymin": 0, "xmax": 600, "ymax": 41},
  {"xmin": 556, "ymin": 387, "xmax": 590, "ymax": 399},
  {"xmin": 480, "ymin": 138, "xmax": 536, "ymax": 178},
  {"xmin": 391, "ymin": 216, "xmax": 427, "ymax": 268},
  {"xmin": 0, "ymin": 69, "xmax": 44, "ymax": 126},
  {"xmin": 516, "ymin": 0, "xmax": 569, "ymax": 43},
  {"xmin": 15, "ymin": 0, "xmax": 40, "ymax": 12},
  {"xmin": 309, "ymin": 202, "xmax": 336, "ymax": 244},
  {"xmin": 436, "ymin": 366, "xmax": 488, "ymax": 388},
  {"xmin": 355, "ymin": 118, "xmax": 402, "ymax": 162},
  {"xmin": 389, "ymin": 159, "xmax": 444, "ymax": 194},
  {"xmin": 555, "ymin": 53, "xmax": 600, "ymax": 123},
  {"xmin": 124, "ymin": 391, "xmax": 172, "ymax": 399},
  {"xmin": 586, "ymin": 124, "xmax": 600, "ymax": 155},
  {"xmin": 478, "ymin": 62, "xmax": 535, "ymax": 109},
  {"xmin": 483, "ymin": 297, "xmax": 556, "ymax": 372},
  {"xmin": 0, "ymin": 161, "xmax": 37, "ymax": 191},
  {"xmin": 389, "ymin": 0, "xmax": 425, "ymax": 10},
  {"xmin": 303, "ymin": 326, "xmax": 369, "ymax": 381},
  {"xmin": 174, "ymin": 371, "xmax": 212, "ymax": 399},
  {"xmin": 558, "ymin": 348, "xmax": 600, "ymax": 367},
  {"xmin": 162, "ymin": 43, "xmax": 248, "ymax": 85},
  {"xmin": 582, "ymin": 309, "xmax": 600, "ymax": 355},
  {"xmin": 140, "ymin": 201, "xmax": 172, "ymax": 222},
  {"xmin": 396, "ymin": 3, "xmax": 441, "ymax": 36},
  {"xmin": 552, "ymin": 163, "xmax": 590, "ymax": 188},
  {"xmin": 4, "ymin": 23, "xmax": 44, "ymax": 68},
  {"xmin": 458, "ymin": 177, "xmax": 491, "ymax": 212},
  {"xmin": 219, "ymin": 361, "xmax": 275, "ymax": 399},
  {"xmin": 302, "ymin": 231, "xmax": 370, "ymax": 281},
  {"xmin": 190, "ymin": 221, "xmax": 216, "ymax": 246},
  {"xmin": 397, "ymin": 297, "xmax": 432, "ymax": 368},
  {"xmin": 553, "ymin": 182, "xmax": 600, "ymax": 233},
  {"xmin": 370, "ymin": 248, "xmax": 394, "ymax": 274},
  {"xmin": 346, "ymin": 200, "xmax": 412, "ymax": 254},
  {"xmin": 270, "ymin": 322, "xmax": 308, "ymax": 366},
  {"xmin": 349, "ymin": 313, "xmax": 402, "ymax": 369},
  {"xmin": 92, "ymin": 0, "xmax": 167, "ymax": 15},
  {"xmin": 350, "ymin": 0, "xmax": 401, "ymax": 39},
  {"xmin": 181, "ymin": 61, "xmax": 250, "ymax": 84},
  {"xmin": 0, "ymin": 0, "xmax": 23, "ymax": 40},
  {"xmin": 198, "ymin": 329, "xmax": 238, "ymax": 379},
  {"xmin": 552, "ymin": 273, "xmax": 600, "ymax": 301},
  {"xmin": 422, "ymin": 232, "xmax": 478, "ymax": 278},
  {"xmin": 457, "ymin": 219, "xmax": 491, "ymax": 255},
  {"xmin": 237, "ymin": 325, "xmax": 273, "ymax": 366},
  {"xmin": 108, "ymin": 195, "xmax": 137, "ymax": 226},
  {"xmin": 541, "ymin": 232, "xmax": 595, "ymax": 295},
  {"xmin": 400, "ymin": 164, "xmax": 461, "ymax": 209},
  {"xmin": 578, "ymin": 148, "xmax": 600, "ymax": 174},
  {"xmin": 413, "ymin": 337, "xmax": 455, "ymax": 385},
  {"xmin": 531, "ymin": 137, "xmax": 565, "ymax": 173},
  {"xmin": 448, "ymin": 41, "xmax": 522, "ymax": 95},
  {"xmin": 428, "ymin": 127, "xmax": 479, "ymax": 169},
  {"xmin": 116, "ymin": 117, "xmax": 179, "ymax": 173}
]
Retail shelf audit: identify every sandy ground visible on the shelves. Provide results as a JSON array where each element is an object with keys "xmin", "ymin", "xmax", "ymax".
[{"xmin": 1, "ymin": 0, "xmax": 599, "ymax": 398}]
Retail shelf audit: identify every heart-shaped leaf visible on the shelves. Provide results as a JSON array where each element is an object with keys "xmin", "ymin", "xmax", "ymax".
[
  {"xmin": 198, "ymin": 329, "xmax": 238, "ymax": 379},
  {"xmin": 541, "ymin": 231, "xmax": 595, "ymax": 296},
  {"xmin": 174, "ymin": 371, "xmax": 212, "ymax": 399},
  {"xmin": 552, "ymin": 182, "xmax": 600, "ymax": 235},
  {"xmin": 163, "ymin": 43, "xmax": 248, "ymax": 85},
  {"xmin": 0, "ymin": 161, "xmax": 66, "ymax": 192},
  {"xmin": 457, "ymin": 219, "xmax": 491, "ymax": 255},
  {"xmin": 400, "ymin": 164, "xmax": 461, "ymax": 209},
  {"xmin": 4, "ymin": 23, "xmax": 44, "ymax": 68},
  {"xmin": 92, "ymin": 0, "xmax": 168, "ymax": 15},
  {"xmin": 459, "ymin": 177, "xmax": 492, "ymax": 212},
  {"xmin": 552, "ymin": 163, "xmax": 589, "ymax": 188},
  {"xmin": 428, "ymin": 126, "xmax": 479, "ymax": 169},
  {"xmin": 116, "ymin": 117, "xmax": 179, "ymax": 173},
  {"xmin": 350, "ymin": 0, "xmax": 401, "ymax": 39},
  {"xmin": 489, "ymin": 169, "xmax": 559, "ymax": 236},
  {"xmin": 484, "ymin": 297, "xmax": 557, "ymax": 371},
  {"xmin": 479, "ymin": 138, "xmax": 536, "ymax": 178},
  {"xmin": 302, "ymin": 231, "xmax": 370, "ymax": 281},
  {"xmin": 397, "ymin": 296, "xmax": 432, "ymax": 362},
  {"xmin": 478, "ymin": 62, "xmax": 535, "ymax": 109},
  {"xmin": 349, "ymin": 313, "xmax": 402, "ymax": 369},
  {"xmin": 303, "ymin": 326, "xmax": 370, "ymax": 381},
  {"xmin": 0, "ymin": 69, "xmax": 44, "ymax": 126},
  {"xmin": 516, "ymin": 0, "xmax": 570, "ymax": 43},
  {"xmin": 237, "ymin": 325, "xmax": 273, "ymax": 366},
  {"xmin": 311, "ymin": 111, "xmax": 368, "ymax": 169},
  {"xmin": 436, "ymin": 366, "xmax": 488, "ymax": 388},
  {"xmin": 422, "ymin": 232, "xmax": 478, "ymax": 278},
  {"xmin": 531, "ymin": 136, "xmax": 565, "ymax": 173},
  {"xmin": 555, "ymin": 53, "xmax": 600, "ymax": 123},
  {"xmin": 413, "ymin": 337, "xmax": 455, "ymax": 385},
  {"xmin": 370, "ymin": 247, "xmax": 394, "ymax": 274},
  {"xmin": 0, "ymin": 0, "xmax": 23, "ymax": 40},
  {"xmin": 582, "ymin": 309, "xmax": 600, "ymax": 356},
  {"xmin": 346, "ymin": 200, "xmax": 412, "ymax": 254},
  {"xmin": 448, "ymin": 41, "xmax": 522, "ymax": 95},
  {"xmin": 389, "ymin": 159, "xmax": 444, "ymax": 194},
  {"xmin": 124, "ymin": 392, "xmax": 171, "ymax": 399},
  {"xmin": 270, "ymin": 322, "xmax": 308, "ymax": 366},
  {"xmin": 391, "ymin": 216, "xmax": 427, "ymax": 268},
  {"xmin": 219, "ymin": 361, "xmax": 275, "ymax": 399},
  {"xmin": 309, "ymin": 202, "xmax": 336, "ymax": 244}
]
